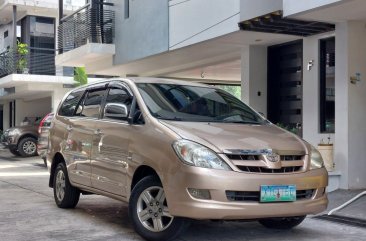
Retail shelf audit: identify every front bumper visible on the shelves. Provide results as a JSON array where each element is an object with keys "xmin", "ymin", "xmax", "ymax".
[
  {"xmin": 164, "ymin": 167, "xmax": 328, "ymax": 220},
  {"xmin": 1, "ymin": 136, "xmax": 17, "ymax": 149}
]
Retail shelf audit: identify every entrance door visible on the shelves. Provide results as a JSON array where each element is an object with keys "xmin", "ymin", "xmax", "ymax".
[{"xmin": 267, "ymin": 40, "xmax": 303, "ymax": 136}]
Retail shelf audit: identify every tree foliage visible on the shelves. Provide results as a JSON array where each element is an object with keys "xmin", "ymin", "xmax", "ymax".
[{"xmin": 74, "ymin": 67, "xmax": 88, "ymax": 86}]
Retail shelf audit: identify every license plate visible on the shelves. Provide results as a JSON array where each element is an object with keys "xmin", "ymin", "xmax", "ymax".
[{"xmin": 260, "ymin": 185, "xmax": 296, "ymax": 202}]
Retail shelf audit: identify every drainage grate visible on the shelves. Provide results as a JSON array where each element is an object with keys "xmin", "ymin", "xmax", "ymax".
[{"xmin": 314, "ymin": 215, "xmax": 366, "ymax": 229}]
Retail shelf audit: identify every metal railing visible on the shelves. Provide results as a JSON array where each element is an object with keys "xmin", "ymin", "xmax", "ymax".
[
  {"xmin": 58, "ymin": 6, "xmax": 115, "ymax": 53},
  {"xmin": 0, "ymin": 48, "xmax": 55, "ymax": 78}
]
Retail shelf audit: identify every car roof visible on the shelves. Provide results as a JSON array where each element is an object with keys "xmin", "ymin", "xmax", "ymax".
[
  {"xmin": 72, "ymin": 77, "xmax": 210, "ymax": 92},
  {"xmin": 128, "ymin": 77, "xmax": 209, "ymax": 87}
]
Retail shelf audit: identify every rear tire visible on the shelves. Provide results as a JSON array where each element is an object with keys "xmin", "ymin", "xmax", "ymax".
[
  {"xmin": 259, "ymin": 216, "xmax": 306, "ymax": 229},
  {"xmin": 53, "ymin": 162, "xmax": 80, "ymax": 208},
  {"xmin": 9, "ymin": 148, "xmax": 21, "ymax": 156},
  {"xmin": 18, "ymin": 137, "xmax": 37, "ymax": 157},
  {"xmin": 129, "ymin": 175, "xmax": 189, "ymax": 241}
]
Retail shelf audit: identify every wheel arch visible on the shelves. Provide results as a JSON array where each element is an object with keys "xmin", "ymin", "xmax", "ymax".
[
  {"xmin": 131, "ymin": 165, "xmax": 160, "ymax": 193},
  {"xmin": 17, "ymin": 134, "xmax": 38, "ymax": 145}
]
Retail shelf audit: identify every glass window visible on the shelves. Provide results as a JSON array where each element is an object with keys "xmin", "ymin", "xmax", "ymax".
[
  {"xmin": 103, "ymin": 87, "xmax": 133, "ymax": 121},
  {"xmin": 213, "ymin": 85, "xmax": 241, "ymax": 99},
  {"xmin": 320, "ymin": 38, "xmax": 335, "ymax": 133},
  {"xmin": 58, "ymin": 89, "xmax": 85, "ymax": 117},
  {"xmin": 80, "ymin": 89, "xmax": 106, "ymax": 118},
  {"xmin": 137, "ymin": 83, "xmax": 266, "ymax": 124},
  {"xmin": 105, "ymin": 88, "xmax": 132, "ymax": 106}
]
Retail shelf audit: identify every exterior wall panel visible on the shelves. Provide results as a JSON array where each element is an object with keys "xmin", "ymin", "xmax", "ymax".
[
  {"xmin": 283, "ymin": 0, "xmax": 343, "ymax": 17},
  {"xmin": 169, "ymin": 0, "xmax": 240, "ymax": 50},
  {"xmin": 113, "ymin": 0, "xmax": 169, "ymax": 65}
]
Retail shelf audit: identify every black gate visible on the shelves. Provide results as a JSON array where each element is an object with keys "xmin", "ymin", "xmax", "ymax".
[{"xmin": 267, "ymin": 40, "xmax": 303, "ymax": 136}]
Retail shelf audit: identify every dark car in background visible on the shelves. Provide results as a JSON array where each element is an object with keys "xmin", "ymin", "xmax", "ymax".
[
  {"xmin": 2, "ymin": 124, "xmax": 39, "ymax": 157},
  {"xmin": 37, "ymin": 113, "xmax": 54, "ymax": 166}
]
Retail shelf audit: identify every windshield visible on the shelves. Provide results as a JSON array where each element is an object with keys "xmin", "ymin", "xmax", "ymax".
[{"xmin": 137, "ymin": 83, "xmax": 267, "ymax": 124}]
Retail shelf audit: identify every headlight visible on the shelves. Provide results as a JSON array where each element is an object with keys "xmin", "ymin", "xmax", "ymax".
[
  {"xmin": 310, "ymin": 145, "xmax": 325, "ymax": 169},
  {"xmin": 172, "ymin": 140, "xmax": 231, "ymax": 171},
  {"xmin": 8, "ymin": 129, "xmax": 20, "ymax": 136}
]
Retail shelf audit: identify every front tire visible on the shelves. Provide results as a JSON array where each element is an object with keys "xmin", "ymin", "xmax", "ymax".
[
  {"xmin": 53, "ymin": 163, "xmax": 80, "ymax": 208},
  {"xmin": 9, "ymin": 148, "xmax": 21, "ymax": 156},
  {"xmin": 18, "ymin": 137, "xmax": 37, "ymax": 157},
  {"xmin": 259, "ymin": 216, "xmax": 306, "ymax": 229},
  {"xmin": 129, "ymin": 176, "xmax": 189, "ymax": 241}
]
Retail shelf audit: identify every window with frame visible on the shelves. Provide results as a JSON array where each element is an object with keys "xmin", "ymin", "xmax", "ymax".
[
  {"xmin": 320, "ymin": 37, "xmax": 335, "ymax": 133},
  {"xmin": 103, "ymin": 87, "xmax": 132, "ymax": 121},
  {"xmin": 80, "ymin": 89, "xmax": 106, "ymax": 118},
  {"xmin": 58, "ymin": 89, "xmax": 85, "ymax": 117}
]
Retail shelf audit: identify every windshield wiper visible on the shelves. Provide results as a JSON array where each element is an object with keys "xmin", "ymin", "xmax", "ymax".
[
  {"xmin": 154, "ymin": 114, "xmax": 183, "ymax": 121},
  {"xmin": 221, "ymin": 120, "xmax": 262, "ymax": 125}
]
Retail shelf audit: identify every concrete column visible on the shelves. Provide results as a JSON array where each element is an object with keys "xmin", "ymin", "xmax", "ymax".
[
  {"xmin": 240, "ymin": 45, "xmax": 267, "ymax": 115},
  {"xmin": 335, "ymin": 21, "xmax": 366, "ymax": 189},
  {"xmin": 3, "ymin": 101, "xmax": 10, "ymax": 131},
  {"xmin": 52, "ymin": 88, "xmax": 70, "ymax": 113}
]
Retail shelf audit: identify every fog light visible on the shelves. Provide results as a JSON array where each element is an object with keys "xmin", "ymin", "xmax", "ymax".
[{"xmin": 187, "ymin": 188, "xmax": 211, "ymax": 200}]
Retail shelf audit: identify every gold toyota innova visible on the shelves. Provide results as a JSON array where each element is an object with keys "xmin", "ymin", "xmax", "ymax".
[{"xmin": 47, "ymin": 78, "xmax": 328, "ymax": 241}]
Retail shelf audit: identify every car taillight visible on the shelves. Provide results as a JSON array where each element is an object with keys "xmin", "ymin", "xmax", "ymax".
[{"xmin": 38, "ymin": 113, "xmax": 51, "ymax": 134}]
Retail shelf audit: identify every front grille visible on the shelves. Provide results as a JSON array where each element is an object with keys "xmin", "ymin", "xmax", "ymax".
[
  {"xmin": 226, "ymin": 189, "xmax": 315, "ymax": 202},
  {"xmin": 237, "ymin": 166, "xmax": 302, "ymax": 173},
  {"xmin": 226, "ymin": 154, "xmax": 260, "ymax": 160},
  {"xmin": 225, "ymin": 154, "xmax": 303, "ymax": 161},
  {"xmin": 225, "ymin": 153, "xmax": 304, "ymax": 173}
]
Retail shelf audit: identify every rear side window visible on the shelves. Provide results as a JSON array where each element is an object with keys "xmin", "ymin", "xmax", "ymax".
[
  {"xmin": 58, "ymin": 90, "xmax": 84, "ymax": 117},
  {"xmin": 80, "ymin": 89, "xmax": 106, "ymax": 118}
]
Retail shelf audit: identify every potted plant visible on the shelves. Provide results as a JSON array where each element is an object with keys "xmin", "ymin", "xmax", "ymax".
[
  {"xmin": 16, "ymin": 41, "xmax": 29, "ymax": 74},
  {"xmin": 74, "ymin": 67, "xmax": 88, "ymax": 86}
]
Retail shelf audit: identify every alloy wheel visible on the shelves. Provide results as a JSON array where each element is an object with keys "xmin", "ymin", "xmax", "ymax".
[
  {"xmin": 55, "ymin": 170, "xmax": 66, "ymax": 201},
  {"xmin": 136, "ymin": 186, "xmax": 173, "ymax": 232},
  {"xmin": 22, "ymin": 141, "xmax": 36, "ymax": 155}
]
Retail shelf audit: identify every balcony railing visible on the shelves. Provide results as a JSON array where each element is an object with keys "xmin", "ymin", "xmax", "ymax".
[
  {"xmin": 0, "ymin": 48, "xmax": 55, "ymax": 78},
  {"xmin": 58, "ymin": 5, "xmax": 115, "ymax": 53}
]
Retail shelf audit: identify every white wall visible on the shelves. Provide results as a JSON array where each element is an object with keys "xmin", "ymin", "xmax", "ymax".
[
  {"xmin": 15, "ymin": 97, "xmax": 51, "ymax": 126},
  {"xmin": 345, "ymin": 21, "xmax": 366, "ymax": 189},
  {"xmin": 169, "ymin": 0, "xmax": 240, "ymax": 50},
  {"xmin": 240, "ymin": 0, "xmax": 282, "ymax": 22},
  {"xmin": 302, "ymin": 32, "xmax": 335, "ymax": 148},
  {"xmin": 241, "ymin": 45, "xmax": 267, "ymax": 115},
  {"xmin": 283, "ymin": 0, "xmax": 342, "ymax": 17},
  {"xmin": 7, "ymin": 0, "xmax": 85, "ymax": 11},
  {"xmin": 0, "ymin": 23, "xmax": 12, "ymax": 52}
]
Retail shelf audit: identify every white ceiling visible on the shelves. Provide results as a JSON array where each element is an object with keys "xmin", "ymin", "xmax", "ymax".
[
  {"xmin": 165, "ymin": 59, "xmax": 241, "ymax": 82},
  {"xmin": 289, "ymin": 0, "xmax": 366, "ymax": 23},
  {"xmin": 89, "ymin": 30, "xmax": 299, "ymax": 77}
]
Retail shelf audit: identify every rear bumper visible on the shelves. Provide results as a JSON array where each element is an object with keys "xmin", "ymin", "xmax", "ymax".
[{"xmin": 164, "ymin": 167, "xmax": 328, "ymax": 220}]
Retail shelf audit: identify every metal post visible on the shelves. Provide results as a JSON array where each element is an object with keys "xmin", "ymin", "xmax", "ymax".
[
  {"xmin": 12, "ymin": 5, "xmax": 17, "ymax": 73},
  {"xmin": 59, "ymin": 0, "xmax": 64, "ymax": 54},
  {"xmin": 59, "ymin": 0, "xmax": 63, "ymax": 25}
]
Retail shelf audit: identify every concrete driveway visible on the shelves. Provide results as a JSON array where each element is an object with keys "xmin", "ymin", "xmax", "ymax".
[{"xmin": 0, "ymin": 150, "xmax": 365, "ymax": 241}]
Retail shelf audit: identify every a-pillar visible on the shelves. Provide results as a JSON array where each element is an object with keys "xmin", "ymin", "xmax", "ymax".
[
  {"xmin": 335, "ymin": 21, "xmax": 366, "ymax": 189},
  {"xmin": 240, "ymin": 45, "xmax": 267, "ymax": 116}
]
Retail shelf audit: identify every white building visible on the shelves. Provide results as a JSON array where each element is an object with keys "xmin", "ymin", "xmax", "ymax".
[
  {"xmin": 56, "ymin": 0, "xmax": 366, "ymax": 190},
  {"xmin": 0, "ymin": 0, "xmax": 86, "ymax": 130}
]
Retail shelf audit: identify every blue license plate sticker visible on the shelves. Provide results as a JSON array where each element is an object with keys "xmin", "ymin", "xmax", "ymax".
[{"xmin": 260, "ymin": 185, "xmax": 296, "ymax": 202}]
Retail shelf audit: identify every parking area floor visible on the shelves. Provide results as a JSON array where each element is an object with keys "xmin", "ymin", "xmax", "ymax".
[{"xmin": 0, "ymin": 150, "xmax": 365, "ymax": 241}]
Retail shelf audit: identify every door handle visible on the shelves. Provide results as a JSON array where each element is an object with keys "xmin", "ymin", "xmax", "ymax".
[
  {"xmin": 94, "ymin": 129, "xmax": 103, "ymax": 135},
  {"xmin": 66, "ymin": 125, "xmax": 73, "ymax": 132}
]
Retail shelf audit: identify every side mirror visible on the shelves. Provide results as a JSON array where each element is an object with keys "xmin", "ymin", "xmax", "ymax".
[{"xmin": 104, "ymin": 103, "xmax": 128, "ymax": 120}]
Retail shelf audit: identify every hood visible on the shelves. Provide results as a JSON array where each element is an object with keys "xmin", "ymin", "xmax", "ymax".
[{"xmin": 160, "ymin": 121, "xmax": 308, "ymax": 154}]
